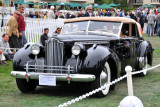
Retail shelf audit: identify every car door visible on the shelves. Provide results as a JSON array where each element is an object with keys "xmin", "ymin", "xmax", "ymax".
[{"xmin": 117, "ymin": 23, "xmax": 137, "ymax": 73}]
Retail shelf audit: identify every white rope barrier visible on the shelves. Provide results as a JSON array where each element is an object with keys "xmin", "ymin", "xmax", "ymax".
[
  {"xmin": 58, "ymin": 64, "xmax": 160, "ymax": 107},
  {"xmin": 58, "ymin": 74, "xmax": 127, "ymax": 107},
  {"xmin": 131, "ymin": 64, "xmax": 160, "ymax": 75}
]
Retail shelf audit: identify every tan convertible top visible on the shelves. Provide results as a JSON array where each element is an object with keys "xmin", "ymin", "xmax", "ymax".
[{"xmin": 64, "ymin": 17, "xmax": 142, "ymax": 37}]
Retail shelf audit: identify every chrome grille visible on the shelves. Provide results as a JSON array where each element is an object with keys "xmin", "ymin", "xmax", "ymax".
[{"xmin": 45, "ymin": 38, "xmax": 64, "ymax": 73}]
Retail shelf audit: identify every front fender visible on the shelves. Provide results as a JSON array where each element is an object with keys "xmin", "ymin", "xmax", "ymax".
[
  {"xmin": 13, "ymin": 44, "xmax": 45, "ymax": 71},
  {"xmin": 80, "ymin": 45, "xmax": 120, "ymax": 77}
]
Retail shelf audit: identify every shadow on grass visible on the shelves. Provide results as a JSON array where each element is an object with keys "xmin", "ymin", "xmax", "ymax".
[{"xmin": 29, "ymin": 83, "xmax": 91, "ymax": 97}]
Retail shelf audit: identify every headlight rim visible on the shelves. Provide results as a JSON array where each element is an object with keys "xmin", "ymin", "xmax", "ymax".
[
  {"xmin": 72, "ymin": 45, "xmax": 81, "ymax": 56},
  {"xmin": 31, "ymin": 44, "xmax": 40, "ymax": 55}
]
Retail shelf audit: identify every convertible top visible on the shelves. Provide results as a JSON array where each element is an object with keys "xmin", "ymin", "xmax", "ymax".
[{"xmin": 64, "ymin": 17, "xmax": 142, "ymax": 37}]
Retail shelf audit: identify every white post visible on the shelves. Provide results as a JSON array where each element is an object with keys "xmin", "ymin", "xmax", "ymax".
[{"xmin": 125, "ymin": 66, "xmax": 134, "ymax": 96}]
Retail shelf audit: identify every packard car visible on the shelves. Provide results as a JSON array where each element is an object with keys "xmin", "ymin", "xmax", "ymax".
[{"xmin": 11, "ymin": 17, "xmax": 153, "ymax": 97}]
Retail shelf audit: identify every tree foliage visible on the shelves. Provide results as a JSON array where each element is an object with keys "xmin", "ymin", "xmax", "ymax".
[
  {"xmin": 128, "ymin": 0, "xmax": 134, "ymax": 7},
  {"xmin": 95, "ymin": 0, "xmax": 135, "ymax": 12},
  {"xmin": 28, "ymin": 1, "xmax": 34, "ymax": 8},
  {"xmin": 95, "ymin": 0, "xmax": 128, "ymax": 6},
  {"xmin": 95, "ymin": 0, "xmax": 114, "ymax": 4},
  {"xmin": 102, "ymin": 0, "xmax": 114, "ymax": 4}
]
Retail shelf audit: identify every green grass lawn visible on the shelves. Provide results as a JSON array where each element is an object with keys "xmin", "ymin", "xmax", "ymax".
[{"xmin": 0, "ymin": 35, "xmax": 160, "ymax": 107}]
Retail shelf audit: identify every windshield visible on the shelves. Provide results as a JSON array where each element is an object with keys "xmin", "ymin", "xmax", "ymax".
[{"xmin": 62, "ymin": 21, "xmax": 122, "ymax": 37}]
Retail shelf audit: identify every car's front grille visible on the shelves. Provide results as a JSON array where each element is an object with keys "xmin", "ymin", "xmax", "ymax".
[{"xmin": 45, "ymin": 38, "xmax": 64, "ymax": 73}]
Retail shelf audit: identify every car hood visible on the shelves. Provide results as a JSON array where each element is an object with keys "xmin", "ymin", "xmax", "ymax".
[{"xmin": 51, "ymin": 35, "xmax": 119, "ymax": 42}]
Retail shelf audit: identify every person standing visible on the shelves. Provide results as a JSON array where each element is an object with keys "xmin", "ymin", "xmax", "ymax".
[
  {"xmin": 44, "ymin": 12, "xmax": 48, "ymax": 19},
  {"xmin": 84, "ymin": 5, "xmax": 94, "ymax": 17},
  {"xmin": 40, "ymin": 28, "xmax": 49, "ymax": 46},
  {"xmin": 1, "ymin": 14, "xmax": 4, "ymax": 27},
  {"xmin": 7, "ymin": 11, "xmax": 20, "ymax": 48},
  {"xmin": 29, "ymin": 11, "xmax": 34, "ymax": 18},
  {"xmin": 147, "ymin": 10, "xmax": 156, "ymax": 36},
  {"xmin": 0, "ymin": 34, "xmax": 15, "ymax": 60},
  {"xmin": 156, "ymin": 10, "xmax": 160, "ymax": 36},
  {"xmin": 17, "ymin": 5, "xmax": 27, "ymax": 48},
  {"xmin": 139, "ymin": 13, "xmax": 145, "ymax": 32},
  {"xmin": 129, "ymin": 11, "xmax": 134, "ymax": 19},
  {"xmin": 133, "ymin": 13, "xmax": 138, "ymax": 22},
  {"xmin": 77, "ymin": 10, "xmax": 84, "ymax": 17},
  {"xmin": 48, "ymin": 6, "xmax": 55, "ymax": 19}
]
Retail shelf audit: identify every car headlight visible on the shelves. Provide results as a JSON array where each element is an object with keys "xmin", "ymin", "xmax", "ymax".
[
  {"xmin": 72, "ymin": 45, "xmax": 81, "ymax": 55},
  {"xmin": 31, "ymin": 45, "xmax": 40, "ymax": 55}
]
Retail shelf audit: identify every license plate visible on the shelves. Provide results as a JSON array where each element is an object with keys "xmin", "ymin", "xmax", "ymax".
[{"xmin": 39, "ymin": 75, "xmax": 56, "ymax": 86}]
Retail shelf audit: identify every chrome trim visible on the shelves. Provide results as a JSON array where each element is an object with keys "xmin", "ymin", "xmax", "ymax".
[
  {"xmin": 26, "ymin": 62, "xmax": 29, "ymax": 82},
  {"xmin": 75, "ymin": 56, "xmax": 79, "ymax": 73},
  {"xmin": 25, "ymin": 65, "xmax": 74, "ymax": 68},
  {"xmin": 118, "ymin": 23, "xmax": 123, "ymax": 39},
  {"xmin": 11, "ymin": 71, "xmax": 96, "ymax": 82},
  {"xmin": 45, "ymin": 38, "xmax": 64, "ymax": 73},
  {"xmin": 76, "ymin": 41, "xmax": 109, "ymax": 45},
  {"xmin": 25, "ymin": 68, "xmax": 74, "ymax": 72},
  {"xmin": 67, "ymin": 65, "xmax": 71, "ymax": 84},
  {"xmin": 24, "ymin": 64, "xmax": 75, "ymax": 73}
]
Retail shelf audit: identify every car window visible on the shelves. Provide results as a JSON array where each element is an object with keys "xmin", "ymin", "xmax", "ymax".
[
  {"xmin": 88, "ymin": 21, "xmax": 122, "ymax": 35},
  {"xmin": 132, "ymin": 24, "xmax": 139, "ymax": 37},
  {"xmin": 62, "ymin": 21, "xmax": 88, "ymax": 34},
  {"xmin": 120, "ymin": 24, "xmax": 129, "ymax": 37},
  {"xmin": 62, "ymin": 21, "xmax": 122, "ymax": 37}
]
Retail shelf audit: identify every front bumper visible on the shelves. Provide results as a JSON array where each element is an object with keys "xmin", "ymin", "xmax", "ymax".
[{"xmin": 11, "ymin": 71, "xmax": 96, "ymax": 82}]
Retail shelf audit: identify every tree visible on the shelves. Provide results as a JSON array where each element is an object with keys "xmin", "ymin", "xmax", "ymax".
[
  {"xmin": 102, "ymin": 0, "xmax": 114, "ymax": 4},
  {"xmin": 95, "ymin": 0, "xmax": 128, "ymax": 5},
  {"xmin": 95, "ymin": 0, "xmax": 114, "ymax": 4},
  {"xmin": 128, "ymin": 0, "xmax": 134, "ymax": 7},
  {"xmin": 28, "ymin": 1, "xmax": 34, "ymax": 8},
  {"xmin": 95, "ymin": 0, "xmax": 103, "ymax": 4}
]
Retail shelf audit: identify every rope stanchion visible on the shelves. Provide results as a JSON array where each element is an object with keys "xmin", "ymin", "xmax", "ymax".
[
  {"xmin": 58, "ymin": 64, "xmax": 160, "ymax": 107},
  {"xmin": 125, "ymin": 66, "xmax": 133, "ymax": 96}
]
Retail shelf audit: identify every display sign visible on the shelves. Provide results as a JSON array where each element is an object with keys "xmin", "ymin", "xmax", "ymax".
[{"xmin": 39, "ymin": 75, "xmax": 56, "ymax": 86}]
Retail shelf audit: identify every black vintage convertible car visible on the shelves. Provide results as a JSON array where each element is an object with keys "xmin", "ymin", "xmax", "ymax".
[{"xmin": 11, "ymin": 17, "xmax": 153, "ymax": 97}]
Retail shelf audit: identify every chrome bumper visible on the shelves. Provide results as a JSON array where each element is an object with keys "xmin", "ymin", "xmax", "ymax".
[{"xmin": 11, "ymin": 71, "xmax": 96, "ymax": 82}]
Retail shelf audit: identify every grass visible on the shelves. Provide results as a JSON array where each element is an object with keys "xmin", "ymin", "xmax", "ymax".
[{"xmin": 0, "ymin": 34, "xmax": 160, "ymax": 107}]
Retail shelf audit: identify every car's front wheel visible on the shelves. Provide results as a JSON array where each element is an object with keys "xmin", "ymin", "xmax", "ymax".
[
  {"xmin": 90, "ymin": 62, "xmax": 111, "ymax": 97},
  {"xmin": 16, "ymin": 78, "xmax": 38, "ymax": 93}
]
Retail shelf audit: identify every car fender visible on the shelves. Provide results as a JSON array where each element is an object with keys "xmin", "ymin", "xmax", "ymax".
[
  {"xmin": 79, "ymin": 45, "xmax": 121, "ymax": 78},
  {"xmin": 13, "ymin": 44, "xmax": 45, "ymax": 71},
  {"xmin": 138, "ymin": 41, "xmax": 153, "ymax": 68}
]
